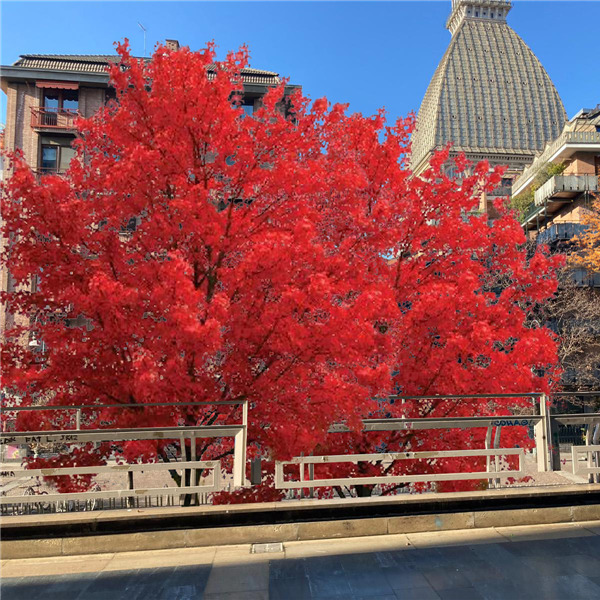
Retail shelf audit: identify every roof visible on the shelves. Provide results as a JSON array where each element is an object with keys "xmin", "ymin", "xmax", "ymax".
[
  {"xmin": 12, "ymin": 54, "xmax": 282, "ymax": 86},
  {"xmin": 411, "ymin": 14, "xmax": 567, "ymax": 173}
]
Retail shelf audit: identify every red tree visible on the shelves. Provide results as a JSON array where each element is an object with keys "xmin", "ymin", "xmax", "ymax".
[{"xmin": 1, "ymin": 42, "xmax": 561, "ymax": 499}]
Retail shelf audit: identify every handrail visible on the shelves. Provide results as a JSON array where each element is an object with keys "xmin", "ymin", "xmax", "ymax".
[
  {"xmin": 30, "ymin": 107, "xmax": 79, "ymax": 129},
  {"xmin": 514, "ymin": 130, "xmax": 600, "ymax": 194},
  {"xmin": 1, "ymin": 399, "xmax": 247, "ymax": 412}
]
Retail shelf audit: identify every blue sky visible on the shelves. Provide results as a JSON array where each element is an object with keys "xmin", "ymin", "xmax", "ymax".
[{"xmin": 1, "ymin": 1, "xmax": 599, "ymax": 127}]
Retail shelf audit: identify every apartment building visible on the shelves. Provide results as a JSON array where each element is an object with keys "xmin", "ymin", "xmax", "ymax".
[
  {"xmin": 0, "ymin": 40, "xmax": 300, "ymax": 335},
  {"xmin": 513, "ymin": 104, "xmax": 600, "ymax": 287},
  {"xmin": 512, "ymin": 106, "xmax": 600, "ymax": 393},
  {"xmin": 0, "ymin": 40, "xmax": 299, "ymax": 176}
]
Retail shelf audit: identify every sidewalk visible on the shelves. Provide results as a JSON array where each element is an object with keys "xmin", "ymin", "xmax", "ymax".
[{"xmin": 2, "ymin": 520, "xmax": 600, "ymax": 599}]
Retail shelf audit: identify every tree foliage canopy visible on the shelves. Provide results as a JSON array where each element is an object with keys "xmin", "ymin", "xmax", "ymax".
[
  {"xmin": 574, "ymin": 195, "xmax": 600, "ymax": 274},
  {"xmin": 1, "ymin": 42, "xmax": 562, "ymax": 497}
]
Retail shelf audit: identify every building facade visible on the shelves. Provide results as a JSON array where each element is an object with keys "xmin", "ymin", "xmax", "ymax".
[
  {"xmin": 513, "ymin": 105, "xmax": 600, "ymax": 249},
  {"xmin": 512, "ymin": 106, "xmax": 600, "ymax": 391},
  {"xmin": 411, "ymin": 0, "xmax": 567, "ymax": 207},
  {"xmin": 0, "ymin": 40, "xmax": 299, "ymax": 176},
  {"xmin": 0, "ymin": 40, "xmax": 300, "ymax": 336}
]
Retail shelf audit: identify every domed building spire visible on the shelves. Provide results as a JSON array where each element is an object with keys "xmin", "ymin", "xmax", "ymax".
[
  {"xmin": 447, "ymin": 1, "xmax": 512, "ymax": 35},
  {"xmin": 411, "ymin": 0, "xmax": 567, "ymax": 181}
]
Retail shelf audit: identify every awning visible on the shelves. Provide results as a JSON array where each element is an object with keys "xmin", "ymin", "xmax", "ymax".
[{"xmin": 36, "ymin": 80, "xmax": 79, "ymax": 90}]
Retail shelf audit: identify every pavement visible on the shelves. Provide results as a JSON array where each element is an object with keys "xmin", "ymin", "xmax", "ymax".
[{"xmin": 2, "ymin": 520, "xmax": 600, "ymax": 599}]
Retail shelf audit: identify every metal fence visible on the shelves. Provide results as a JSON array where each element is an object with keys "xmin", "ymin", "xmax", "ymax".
[{"xmin": 2, "ymin": 393, "xmax": 600, "ymax": 514}]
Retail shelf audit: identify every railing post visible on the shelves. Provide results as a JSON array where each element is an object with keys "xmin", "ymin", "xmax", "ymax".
[
  {"xmin": 75, "ymin": 409, "xmax": 81, "ymax": 431},
  {"xmin": 232, "ymin": 428, "xmax": 245, "ymax": 488},
  {"xmin": 535, "ymin": 393, "xmax": 551, "ymax": 472},
  {"xmin": 300, "ymin": 453, "xmax": 305, "ymax": 499},
  {"xmin": 485, "ymin": 426, "xmax": 493, "ymax": 488},
  {"xmin": 493, "ymin": 426, "xmax": 502, "ymax": 488},
  {"xmin": 250, "ymin": 458, "xmax": 262, "ymax": 485},
  {"xmin": 550, "ymin": 416, "xmax": 561, "ymax": 472}
]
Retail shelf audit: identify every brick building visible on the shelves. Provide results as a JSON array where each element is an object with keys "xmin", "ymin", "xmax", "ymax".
[
  {"xmin": 0, "ymin": 40, "xmax": 300, "ymax": 336},
  {"xmin": 513, "ymin": 104, "xmax": 600, "ymax": 251},
  {"xmin": 512, "ymin": 106, "xmax": 600, "ymax": 391},
  {"xmin": 0, "ymin": 40, "xmax": 299, "ymax": 176}
]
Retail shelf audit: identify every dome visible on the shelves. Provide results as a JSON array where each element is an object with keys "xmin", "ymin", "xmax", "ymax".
[{"xmin": 411, "ymin": 0, "xmax": 567, "ymax": 175}]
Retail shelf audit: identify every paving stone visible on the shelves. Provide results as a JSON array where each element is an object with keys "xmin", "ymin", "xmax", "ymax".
[
  {"xmin": 421, "ymin": 567, "xmax": 472, "ymax": 591},
  {"xmin": 397, "ymin": 547, "xmax": 446, "ymax": 568},
  {"xmin": 434, "ymin": 546, "xmax": 480, "ymax": 567},
  {"xmin": 203, "ymin": 562, "xmax": 268, "ymax": 595},
  {"xmin": 304, "ymin": 555, "xmax": 346, "ymax": 577},
  {"xmin": 383, "ymin": 568, "xmax": 430, "ymax": 590},
  {"xmin": 340, "ymin": 552, "xmax": 383, "ymax": 573},
  {"xmin": 541, "ymin": 574, "xmax": 600, "ymax": 600},
  {"xmin": 82, "ymin": 569, "xmax": 141, "ymax": 592},
  {"xmin": 346, "ymin": 573, "xmax": 395, "ymax": 596},
  {"xmin": 269, "ymin": 576, "xmax": 312, "ymax": 600},
  {"xmin": 392, "ymin": 586, "xmax": 440, "ymax": 599},
  {"xmin": 165, "ymin": 564, "xmax": 211, "ymax": 587},
  {"xmin": 497, "ymin": 539, "xmax": 560, "ymax": 557},
  {"xmin": 352, "ymin": 596, "xmax": 397, "ymax": 600},
  {"xmin": 459, "ymin": 561, "xmax": 504, "ymax": 585},
  {"xmin": 158, "ymin": 584, "xmax": 199, "ymax": 600},
  {"xmin": 204, "ymin": 592, "xmax": 268, "ymax": 600},
  {"xmin": 468, "ymin": 542, "xmax": 523, "ymax": 567},
  {"xmin": 518, "ymin": 556, "xmax": 575, "ymax": 577},
  {"xmin": 269, "ymin": 558, "xmax": 307, "ymax": 579},
  {"xmin": 6, "ymin": 520, "xmax": 600, "ymax": 600},
  {"xmin": 436, "ymin": 588, "xmax": 484, "ymax": 600},
  {"xmin": 308, "ymin": 572, "xmax": 353, "ymax": 598},
  {"xmin": 472, "ymin": 579, "xmax": 541, "ymax": 600},
  {"xmin": 375, "ymin": 551, "xmax": 405, "ymax": 568}
]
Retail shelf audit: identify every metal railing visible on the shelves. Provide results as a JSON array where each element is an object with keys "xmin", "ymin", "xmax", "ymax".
[
  {"xmin": 571, "ymin": 445, "xmax": 600, "ymax": 479},
  {"xmin": 275, "ymin": 448, "xmax": 524, "ymax": 490},
  {"xmin": 514, "ymin": 130, "xmax": 600, "ymax": 194},
  {"xmin": 30, "ymin": 107, "xmax": 79, "ymax": 130},
  {"xmin": 1, "ymin": 460, "xmax": 221, "ymax": 507},
  {"xmin": 534, "ymin": 174, "xmax": 598, "ymax": 206},
  {"xmin": 3, "ymin": 393, "xmax": 600, "ymax": 513},
  {"xmin": 536, "ymin": 222, "xmax": 588, "ymax": 246},
  {"xmin": 1, "ymin": 399, "xmax": 248, "ymax": 513},
  {"xmin": 570, "ymin": 268, "xmax": 600, "ymax": 288}
]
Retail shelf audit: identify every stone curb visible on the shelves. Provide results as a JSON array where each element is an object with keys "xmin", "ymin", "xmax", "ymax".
[{"xmin": 3, "ymin": 503, "xmax": 599, "ymax": 559}]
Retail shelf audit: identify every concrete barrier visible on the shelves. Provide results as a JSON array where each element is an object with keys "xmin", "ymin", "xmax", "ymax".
[{"xmin": 3, "ymin": 485, "xmax": 600, "ymax": 559}]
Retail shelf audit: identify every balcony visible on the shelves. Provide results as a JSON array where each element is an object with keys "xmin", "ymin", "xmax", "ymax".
[
  {"xmin": 534, "ymin": 174, "xmax": 599, "ymax": 206},
  {"xmin": 30, "ymin": 107, "xmax": 79, "ymax": 131},
  {"xmin": 514, "ymin": 130, "xmax": 600, "ymax": 196},
  {"xmin": 536, "ymin": 222, "xmax": 588, "ymax": 246},
  {"xmin": 570, "ymin": 268, "xmax": 600, "ymax": 288}
]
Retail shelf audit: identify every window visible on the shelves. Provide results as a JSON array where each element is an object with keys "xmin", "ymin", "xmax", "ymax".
[
  {"xmin": 41, "ymin": 89, "xmax": 79, "ymax": 127},
  {"xmin": 43, "ymin": 91, "xmax": 60, "ymax": 111},
  {"xmin": 62, "ymin": 90, "xmax": 78, "ymax": 111},
  {"xmin": 42, "ymin": 89, "xmax": 79, "ymax": 112},
  {"xmin": 40, "ymin": 137, "xmax": 76, "ymax": 174},
  {"xmin": 41, "ymin": 145, "xmax": 58, "ymax": 172}
]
